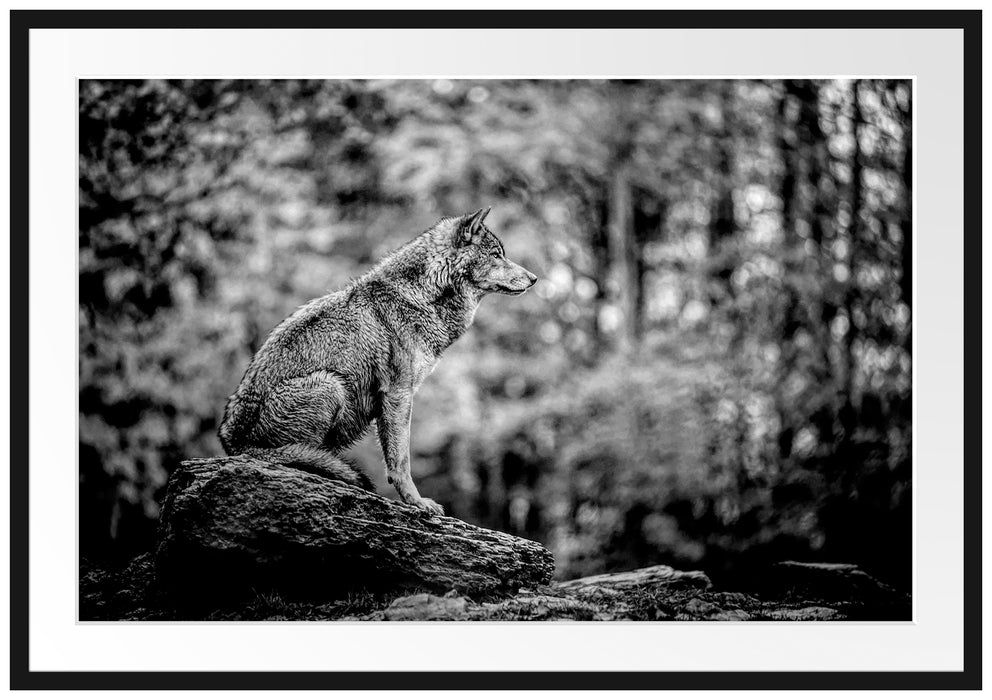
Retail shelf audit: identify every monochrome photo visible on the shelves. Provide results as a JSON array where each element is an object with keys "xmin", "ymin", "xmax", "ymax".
[{"xmin": 78, "ymin": 78, "xmax": 913, "ymax": 622}]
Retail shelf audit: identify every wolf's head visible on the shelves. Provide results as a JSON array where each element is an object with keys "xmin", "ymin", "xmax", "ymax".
[{"xmin": 440, "ymin": 207, "xmax": 538, "ymax": 297}]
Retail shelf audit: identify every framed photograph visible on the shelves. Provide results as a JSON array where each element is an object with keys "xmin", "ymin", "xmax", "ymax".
[{"xmin": 9, "ymin": 6, "xmax": 981, "ymax": 691}]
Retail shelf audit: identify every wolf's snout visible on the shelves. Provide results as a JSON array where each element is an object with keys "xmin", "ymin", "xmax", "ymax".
[
  {"xmin": 495, "ymin": 264, "xmax": 537, "ymax": 296},
  {"xmin": 509, "ymin": 266, "xmax": 537, "ymax": 295}
]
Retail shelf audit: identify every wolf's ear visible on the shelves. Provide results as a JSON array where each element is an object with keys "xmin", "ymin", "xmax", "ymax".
[{"xmin": 456, "ymin": 207, "xmax": 492, "ymax": 245}]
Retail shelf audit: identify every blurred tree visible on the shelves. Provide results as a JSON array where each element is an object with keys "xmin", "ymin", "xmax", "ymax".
[{"xmin": 79, "ymin": 80, "xmax": 252, "ymax": 559}]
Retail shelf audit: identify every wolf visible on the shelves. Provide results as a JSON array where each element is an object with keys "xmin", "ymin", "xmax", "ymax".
[{"xmin": 219, "ymin": 207, "xmax": 537, "ymax": 514}]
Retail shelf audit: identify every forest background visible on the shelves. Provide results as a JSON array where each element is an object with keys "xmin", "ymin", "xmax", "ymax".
[{"xmin": 79, "ymin": 78, "xmax": 913, "ymax": 590}]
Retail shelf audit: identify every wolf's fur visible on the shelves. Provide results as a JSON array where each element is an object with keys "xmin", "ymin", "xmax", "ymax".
[{"xmin": 219, "ymin": 208, "xmax": 537, "ymax": 513}]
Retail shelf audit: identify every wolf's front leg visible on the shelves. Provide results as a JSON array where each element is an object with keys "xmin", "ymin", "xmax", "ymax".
[{"xmin": 376, "ymin": 392, "xmax": 444, "ymax": 515}]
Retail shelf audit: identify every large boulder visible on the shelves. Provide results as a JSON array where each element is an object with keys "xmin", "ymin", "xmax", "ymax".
[{"xmin": 155, "ymin": 455, "xmax": 555, "ymax": 602}]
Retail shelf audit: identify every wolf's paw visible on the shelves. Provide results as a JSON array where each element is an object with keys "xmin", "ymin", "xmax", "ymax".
[{"xmin": 414, "ymin": 497, "xmax": 444, "ymax": 516}]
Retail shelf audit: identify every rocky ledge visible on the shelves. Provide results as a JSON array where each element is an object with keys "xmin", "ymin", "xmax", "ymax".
[{"xmin": 80, "ymin": 456, "xmax": 910, "ymax": 622}]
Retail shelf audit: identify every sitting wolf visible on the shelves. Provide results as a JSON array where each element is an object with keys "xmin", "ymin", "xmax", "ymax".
[{"xmin": 219, "ymin": 208, "xmax": 537, "ymax": 514}]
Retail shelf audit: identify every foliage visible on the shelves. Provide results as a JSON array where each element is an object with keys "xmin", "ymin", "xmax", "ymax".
[{"xmin": 79, "ymin": 79, "xmax": 912, "ymax": 590}]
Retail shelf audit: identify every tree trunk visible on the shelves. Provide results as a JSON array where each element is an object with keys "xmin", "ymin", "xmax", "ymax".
[
  {"xmin": 845, "ymin": 80, "xmax": 864, "ymax": 410},
  {"xmin": 607, "ymin": 164, "xmax": 638, "ymax": 354},
  {"xmin": 589, "ymin": 195, "xmax": 611, "ymax": 357},
  {"xmin": 711, "ymin": 81, "xmax": 737, "ymax": 247},
  {"xmin": 791, "ymin": 79, "xmax": 835, "ymax": 383},
  {"xmin": 800, "ymin": 85, "xmax": 830, "ymax": 248},
  {"xmin": 898, "ymin": 83, "xmax": 913, "ymax": 429},
  {"xmin": 775, "ymin": 82, "xmax": 800, "ymax": 458},
  {"xmin": 633, "ymin": 192, "xmax": 665, "ymax": 339},
  {"xmin": 710, "ymin": 82, "xmax": 741, "ymax": 349},
  {"xmin": 156, "ymin": 456, "xmax": 555, "ymax": 601},
  {"xmin": 777, "ymin": 102, "xmax": 797, "ymax": 242},
  {"xmin": 898, "ymin": 85, "xmax": 912, "ymax": 343}
]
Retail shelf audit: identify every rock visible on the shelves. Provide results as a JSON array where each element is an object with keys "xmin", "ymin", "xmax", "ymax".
[
  {"xmin": 81, "ymin": 550, "xmax": 906, "ymax": 621},
  {"xmin": 477, "ymin": 592, "xmax": 605, "ymax": 621},
  {"xmin": 86, "ymin": 453, "xmax": 910, "ymax": 622},
  {"xmin": 678, "ymin": 597, "xmax": 751, "ymax": 621},
  {"xmin": 556, "ymin": 564, "xmax": 712, "ymax": 596},
  {"xmin": 375, "ymin": 589, "xmax": 605, "ymax": 621},
  {"xmin": 762, "ymin": 606, "xmax": 843, "ymax": 621},
  {"xmin": 359, "ymin": 564, "xmax": 855, "ymax": 622},
  {"xmin": 704, "ymin": 591, "xmax": 762, "ymax": 607},
  {"xmin": 383, "ymin": 593, "xmax": 470, "ymax": 621},
  {"xmin": 761, "ymin": 561, "xmax": 900, "ymax": 601},
  {"xmin": 547, "ymin": 565, "xmax": 713, "ymax": 621},
  {"xmin": 155, "ymin": 455, "xmax": 555, "ymax": 601},
  {"xmin": 80, "ymin": 552, "xmax": 158, "ymax": 620}
]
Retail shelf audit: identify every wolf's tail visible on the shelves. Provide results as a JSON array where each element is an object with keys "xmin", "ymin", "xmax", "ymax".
[{"xmin": 241, "ymin": 444, "xmax": 374, "ymax": 491}]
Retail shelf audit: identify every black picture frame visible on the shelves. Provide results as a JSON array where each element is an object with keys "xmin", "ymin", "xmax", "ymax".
[{"xmin": 9, "ymin": 8, "xmax": 982, "ymax": 691}]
